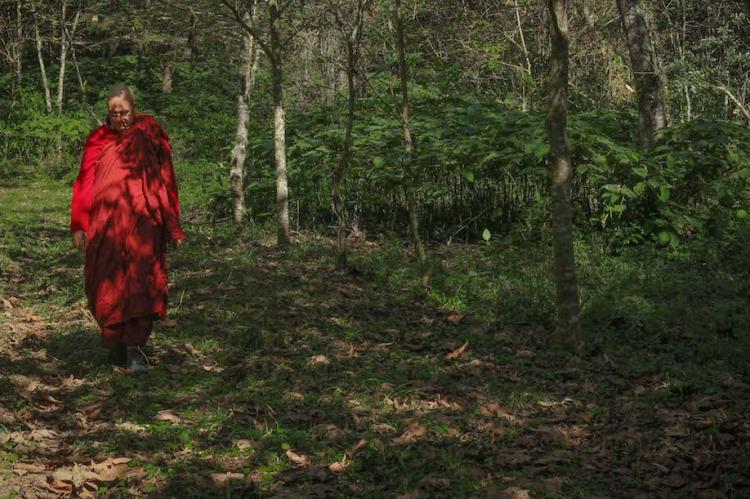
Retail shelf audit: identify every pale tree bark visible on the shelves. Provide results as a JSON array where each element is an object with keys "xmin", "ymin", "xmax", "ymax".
[
  {"xmin": 55, "ymin": 1, "xmax": 80, "ymax": 113},
  {"xmin": 15, "ymin": 0, "xmax": 23, "ymax": 85},
  {"xmin": 220, "ymin": 0, "xmax": 292, "ymax": 246},
  {"xmin": 230, "ymin": 7, "xmax": 260, "ymax": 223},
  {"xmin": 269, "ymin": 0, "xmax": 291, "ymax": 246},
  {"xmin": 162, "ymin": 61, "xmax": 174, "ymax": 93},
  {"xmin": 32, "ymin": 3, "xmax": 52, "ymax": 113},
  {"xmin": 332, "ymin": 0, "xmax": 370, "ymax": 268},
  {"xmin": 514, "ymin": 0, "xmax": 532, "ymax": 112},
  {"xmin": 545, "ymin": 0, "xmax": 581, "ymax": 347},
  {"xmin": 394, "ymin": 0, "xmax": 427, "ymax": 267},
  {"xmin": 616, "ymin": 0, "xmax": 667, "ymax": 147}
]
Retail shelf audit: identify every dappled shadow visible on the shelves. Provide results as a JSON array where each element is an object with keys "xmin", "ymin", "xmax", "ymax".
[{"xmin": 2, "ymin": 182, "xmax": 750, "ymax": 496}]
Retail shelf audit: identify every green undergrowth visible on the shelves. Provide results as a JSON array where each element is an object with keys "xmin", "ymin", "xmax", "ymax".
[{"xmin": 1, "ymin": 182, "xmax": 749, "ymax": 497}]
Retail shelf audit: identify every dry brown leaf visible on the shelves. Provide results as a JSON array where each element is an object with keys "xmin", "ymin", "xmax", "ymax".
[
  {"xmin": 211, "ymin": 472, "xmax": 245, "ymax": 486},
  {"xmin": 307, "ymin": 354, "xmax": 330, "ymax": 366},
  {"xmin": 154, "ymin": 410, "xmax": 182, "ymax": 424},
  {"xmin": 391, "ymin": 422, "xmax": 427, "ymax": 445},
  {"xmin": 498, "ymin": 487, "xmax": 532, "ymax": 499},
  {"xmin": 235, "ymin": 439, "xmax": 253, "ymax": 451},
  {"xmin": 285, "ymin": 449, "xmax": 310, "ymax": 466},
  {"xmin": 348, "ymin": 438, "xmax": 368, "ymax": 457},
  {"xmin": 13, "ymin": 462, "xmax": 46, "ymax": 474},
  {"xmin": 116, "ymin": 422, "xmax": 147, "ymax": 433},
  {"xmin": 184, "ymin": 343, "xmax": 200, "ymax": 355},
  {"xmin": 445, "ymin": 341, "xmax": 469, "ymax": 361},
  {"xmin": 328, "ymin": 457, "xmax": 349, "ymax": 473},
  {"xmin": 515, "ymin": 349, "xmax": 536, "ymax": 358},
  {"xmin": 446, "ymin": 313, "xmax": 465, "ymax": 324},
  {"xmin": 371, "ymin": 423, "xmax": 397, "ymax": 435}
]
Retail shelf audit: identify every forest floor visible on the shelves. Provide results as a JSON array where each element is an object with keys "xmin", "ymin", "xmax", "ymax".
[{"xmin": 1, "ymin": 181, "xmax": 749, "ymax": 498}]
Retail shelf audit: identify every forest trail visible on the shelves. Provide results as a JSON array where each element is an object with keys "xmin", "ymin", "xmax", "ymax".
[{"xmin": 1, "ymin": 182, "xmax": 749, "ymax": 497}]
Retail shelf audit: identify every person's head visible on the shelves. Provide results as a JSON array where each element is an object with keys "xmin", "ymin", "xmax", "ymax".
[{"xmin": 106, "ymin": 83, "xmax": 136, "ymax": 131}]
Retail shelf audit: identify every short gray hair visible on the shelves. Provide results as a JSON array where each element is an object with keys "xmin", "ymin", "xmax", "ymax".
[{"xmin": 106, "ymin": 83, "xmax": 136, "ymax": 107}]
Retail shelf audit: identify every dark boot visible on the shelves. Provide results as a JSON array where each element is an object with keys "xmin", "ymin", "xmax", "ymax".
[
  {"xmin": 126, "ymin": 346, "xmax": 149, "ymax": 375},
  {"xmin": 108, "ymin": 344, "xmax": 126, "ymax": 366}
]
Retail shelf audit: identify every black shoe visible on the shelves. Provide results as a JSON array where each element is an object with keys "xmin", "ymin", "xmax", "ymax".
[
  {"xmin": 126, "ymin": 346, "xmax": 149, "ymax": 376},
  {"xmin": 108, "ymin": 344, "xmax": 126, "ymax": 366}
]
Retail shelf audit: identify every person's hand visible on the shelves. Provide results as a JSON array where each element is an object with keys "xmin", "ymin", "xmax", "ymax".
[{"xmin": 72, "ymin": 230, "xmax": 87, "ymax": 252}]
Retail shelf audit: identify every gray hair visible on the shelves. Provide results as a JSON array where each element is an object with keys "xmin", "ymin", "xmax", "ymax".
[{"xmin": 106, "ymin": 83, "xmax": 136, "ymax": 107}]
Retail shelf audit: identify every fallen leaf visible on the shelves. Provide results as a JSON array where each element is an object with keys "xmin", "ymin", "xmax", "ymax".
[
  {"xmin": 154, "ymin": 410, "xmax": 182, "ymax": 424},
  {"xmin": 235, "ymin": 439, "xmax": 253, "ymax": 451},
  {"xmin": 285, "ymin": 449, "xmax": 310, "ymax": 466},
  {"xmin": 184, "ymin": 343, "xmax": 200, "ymax": 355},
  {"xmin": 515, "ymin": 349, "xmax": 536, "ymax": 358},
  {"xmin": 446, "ymin": 313, "xmax": 465, "ymax": 324},
  {"xmin": 445, "ymin": 341, "xmax": 469, "ymax": 361},
  {"xmin": 348, "ymin": 438, "xmax": 368, "ymax": 457},
  {"xmin": 391, "ymin": 422, "xmax": 427, "ymax": 445},
  {"xmin": 498, "ymin": 487, "xmax": 532, "ymax": 499},
  {"xmin": 211, "ymin": 472, "xmax": 245, "ymax": 486},
  {"xmin": 14, "ymin": 462, "xmax": 46, "ymax": 474},
  {"xmin": 308, "ymin": 355, "xmax": 330, "ymax": 366},
  {"xmin": 328, "ymin": 460, "xmax": 348, "ymax": 473},
  {"xmin": 371, "ymin": 422, "xmax": 397, "ymax": 435},
  {"xmin": 116, "ymin": 422, "xmax": 147, "ymax": 433}
]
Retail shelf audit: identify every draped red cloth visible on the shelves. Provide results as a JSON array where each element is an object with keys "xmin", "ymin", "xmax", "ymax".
[{"xmin": 70, "ymin": 115, "xmax": 184, "ymax": 345}]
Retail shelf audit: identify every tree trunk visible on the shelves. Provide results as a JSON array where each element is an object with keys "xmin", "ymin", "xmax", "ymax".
[
  {"xmin": 332, "ymin": 0, "xmax": 369, "ymax": 268},
  {"xmin": 33, "ymin": 3, "xmax": 52, "ymax": 113},
  {"xmin": 230, "ymin": 8, "xmax": 260, "ymax": 223},
  {"xmin": 616, "ymin": 0, "xmax": 667, "ymax": 147},
  {"xmin": 394, "ymin": 0, "xmax": 427, "ymax": 267},
  {"xmin": 269, "ymin": 0, "xmax": 291, "ymax": 246},
  {"xmin": 545, "ymin": 0, "xmax": 581, "ymax": 347},
  {"xmin": 514, "ymin": 0, "xmax": 532, "ymax": 112},
  {"xmin": 55, "ymin": 1, "xmax": 78, "ymax": 113},
  {"xmin": 162, "ymin": 61, "xmax": 174, "ymax": 94},
  {"xmin": 16, "ymin": 0, "xmax": 23, "ymax": 85}
]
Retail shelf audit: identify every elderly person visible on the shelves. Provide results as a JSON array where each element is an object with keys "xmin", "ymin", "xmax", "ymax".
[{"xmin": 70, "ymin": 84, "xmax": 184, "ymax": 374}]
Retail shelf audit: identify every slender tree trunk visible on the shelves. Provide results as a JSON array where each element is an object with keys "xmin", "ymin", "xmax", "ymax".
[
  {"xmin": 269, "ymin": 0, "xmax": 291, "ymax": 246},
  {"xmin": 16, "ymin": 0, "xmax": 23, "ymax": 84},
  {"xmin": 33, "ymin": 3, "xmax": 52, "ymax": 113},
  {"xmin": 545, "ymin": 0, "xmax": 581, "ymax": 347},
  {"xmin": 55, "ymin": 1, "xmax": 79, "ymax": 113},
  {"xmin": 332, "ymin": 0, "xmax": 369, "ymax": 268},
  {"xmin": 394, "ymin": 0, "xmax": 426, "ymax": 267},
  {"xmin": 332, "ymin": 45, "xmax": 357, "ymax": 267},
  {"xmin": 230, "ymin": 8, "xmax": 260, "ymax": 223},
  {"xmin": 162, "ymin": 61, "xmax": 174, "ymax": 93},
  {"xmin": 616, "ymin": 0, "xmax": 667, "ymax": 147},
  {"xmin": 514, "ymin": 0, "xmax": 532, "ymax": 112}
]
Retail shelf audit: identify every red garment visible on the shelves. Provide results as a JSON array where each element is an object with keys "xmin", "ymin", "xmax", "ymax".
[
  {"xmin": 70, "ymin": 114, "xmax": 184, "ymax": 337},
  {"xmin": 101, "ymin": 316, "xmax": 153, "ymax": 348}
]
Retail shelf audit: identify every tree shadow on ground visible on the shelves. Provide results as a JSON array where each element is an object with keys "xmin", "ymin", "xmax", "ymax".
[{"xmin": 2, "ymin": 197, "xmax": 750, "ymax": 496}]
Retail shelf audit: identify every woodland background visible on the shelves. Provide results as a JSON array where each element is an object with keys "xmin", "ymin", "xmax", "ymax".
[{"xmin": 1, "ymin": 0, "xmax": 750, "ymax": 497}]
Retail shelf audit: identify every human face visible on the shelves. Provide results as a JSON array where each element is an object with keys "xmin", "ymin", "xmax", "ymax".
[{"xmin": 107, "ymin": 96, "xmax": 135, "ymax": 131}]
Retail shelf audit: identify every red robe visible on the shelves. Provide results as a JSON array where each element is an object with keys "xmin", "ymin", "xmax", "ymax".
[{"xmin": 70, "ymin": 114, "xmax": 184, "ymax": 330}]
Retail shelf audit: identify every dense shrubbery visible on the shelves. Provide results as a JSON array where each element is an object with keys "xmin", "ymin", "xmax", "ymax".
[{"xmin": 2, "ymin": 56, "xmax": 748, "ymax": 249}]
